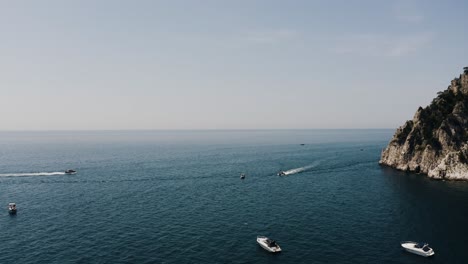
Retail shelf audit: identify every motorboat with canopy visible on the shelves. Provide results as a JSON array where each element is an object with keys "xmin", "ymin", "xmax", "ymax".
[
  {"xmin": 257, "ymin": 236, "xmax": 281, "ymax": 253},
  {"xmin": 8, "ymin": 203, "xmax": 17, "ymax": 214},
  {"xmin": 401, "ymin": 241, "xmax": 435, "ymax": 257}
]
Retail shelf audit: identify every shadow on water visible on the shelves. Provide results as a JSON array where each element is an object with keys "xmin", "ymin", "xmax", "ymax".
[{"xmin": 8, "ymin": 213, "xmax": 17, "ymax": 218}]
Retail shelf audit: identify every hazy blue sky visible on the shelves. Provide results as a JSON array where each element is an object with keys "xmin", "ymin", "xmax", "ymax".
[{"xmin": 1, "ymin": 0, "xmax": 467, "ymax": 130}]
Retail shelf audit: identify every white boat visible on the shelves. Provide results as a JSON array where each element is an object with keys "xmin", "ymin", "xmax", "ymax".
[
  {"xmin": 65, "ymin": 169, "xmax": 77, "ymax": 175},
  {"xmin": 240, "ymin": 173, "xmax": 246, "ymax": 179},
  {"xmin": 257, "ymin": 236, "xmax": 281, "ymax": 253},
  {"xmin": 8, "ymin": 203, "xmax": 17, "ymax": 214},
  {"xmin": 401, "ymin": 241, "xmax": 435, "ymax": 257},
  {"xmin": 277, "ymin": 171, "xmax": 286, "ymax": 176}
]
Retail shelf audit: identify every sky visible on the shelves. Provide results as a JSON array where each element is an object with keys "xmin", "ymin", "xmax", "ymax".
[{"xmin": 1, "ymin": 0, "xmax": 467, "ymax": 130}]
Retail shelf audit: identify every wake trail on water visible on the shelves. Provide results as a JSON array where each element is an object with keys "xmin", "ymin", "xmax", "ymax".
[
  {"xmin": 282, "ymin": 160, "xmax": 322, "ymax": 176},
  {"xmin": 0, "ymin": 172, "xmax": 66, "ymax": 177}
]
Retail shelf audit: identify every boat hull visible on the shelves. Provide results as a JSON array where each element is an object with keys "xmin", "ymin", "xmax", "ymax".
[
  {"xmin": 257, "ymin": 237, "xmax": 281, "ymax": 253},
  {"xmin": 401, "ymin": 242, "xmax": 434, "ymax": 257},
  {"xmin": 403, "ymin": 248, "xmax": 434, "ymax": 257}
]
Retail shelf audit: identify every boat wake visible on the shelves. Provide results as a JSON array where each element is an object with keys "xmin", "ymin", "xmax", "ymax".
[
  {"xmin": 283, "ymin": 166, "xmax": 312, "ymax": 175},
  {"xmin": 282, "ymin": 161, "xmax": 321, "ymax": 176},
  {"xmin": 0, "ymin": 172, "xmax": 67, "ymax": 177}
]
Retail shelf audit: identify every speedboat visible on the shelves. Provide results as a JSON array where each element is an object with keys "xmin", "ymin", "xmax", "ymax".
[
  {"xmin": 8, "ymin": 203, "xmax": 17, "ymax": 214},
  {"xmin": 65, "ymin": 169, "xmax": 77, "ymax": 175},
  {"xmin": 257, "ymin": 236, "xmax": 281, "ymax": 253},
  {"xmin": 240, "ymin": 173, "xmax": 246, "ymax": 179},
  {"xmin": 401, "ymin": 241, "xmax": 435, "ymax": 257},
  {"xmin": 277, "ymin": 171, "xmax": 286, "ymax": 176}
]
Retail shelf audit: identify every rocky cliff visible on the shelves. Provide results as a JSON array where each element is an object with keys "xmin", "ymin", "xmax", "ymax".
[{"xmin": 380, "ymin": 67, "xmax": 468, "ymax": 180}]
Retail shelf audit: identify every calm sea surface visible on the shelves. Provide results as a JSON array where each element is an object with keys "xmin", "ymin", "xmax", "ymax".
[{"xmin": 0, "ymin": 130, "xmax": 467, "ymax": 264}]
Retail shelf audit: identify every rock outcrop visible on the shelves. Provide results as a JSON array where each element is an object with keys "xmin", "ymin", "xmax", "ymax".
[{"xmin": 380, "ymin": 67, "xmax": 468, "ymax": 180}]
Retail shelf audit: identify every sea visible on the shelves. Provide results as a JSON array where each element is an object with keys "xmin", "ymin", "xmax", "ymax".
[{"xmin": 0, "ymin": 129, "xmax": 467, "ymax": 264}]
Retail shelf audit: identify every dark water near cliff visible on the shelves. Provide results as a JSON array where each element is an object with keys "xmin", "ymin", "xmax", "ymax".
[{"xmin": 0, "ymin": 130, "xmax": 467, "ymax": 263}]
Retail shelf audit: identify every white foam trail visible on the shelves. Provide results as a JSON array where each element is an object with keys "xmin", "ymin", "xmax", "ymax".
[
  {"xmin": 284, "ymin": 166, "xmax": 312, "ymax": 175},
  {"xmin": 283, "ymin": 160, "xmax": 321, "ymax": 176},
  {"xmin": 0, "ymin": 172, "xmax": 66, "ymax": 177}
]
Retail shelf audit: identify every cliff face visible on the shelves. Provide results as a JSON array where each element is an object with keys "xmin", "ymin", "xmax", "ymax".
[{"xmin": 380, "ymin": 68, "xmax": 468, "ymax": 180}]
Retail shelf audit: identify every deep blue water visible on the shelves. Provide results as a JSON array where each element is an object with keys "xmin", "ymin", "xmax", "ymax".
[{"xmin": 1, "ymin": 130, "xmax": 468, "ymax": 263}]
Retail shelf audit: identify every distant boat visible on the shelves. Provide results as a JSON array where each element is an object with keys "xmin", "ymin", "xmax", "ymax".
[
  {"xmin": 300, "ymin": 144, "xmax": 305, "ymax": 146},
  {"xmin": 401, "ymin": 241, "xmax": 435, "ymax": 257},
  {"xmin": 65, "ymin": 169, "xmax": 77, "ymax": 175},
  {"xmin": 277, "ymin": 171, "xmax": 286, "ymax": 176},
  {"xmin": 240, "ymin": 173, "xmax": 246, "ymax": 179},
  {"xmin": 257, "ymin": 236, "xmax": 281, "ymax": 253},
  {"xmin": 8, "ymin": 203, "xmax": 17, "ymax": 214}
]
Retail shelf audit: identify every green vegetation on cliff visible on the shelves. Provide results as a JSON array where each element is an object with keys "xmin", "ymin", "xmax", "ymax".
[
  {"xmin": 406, "ymin": 87, "xmax": 468, "ymax": 153},
  {"xmin": 380, "ymin": 68, "xmax": 468, "ymax": 179}
]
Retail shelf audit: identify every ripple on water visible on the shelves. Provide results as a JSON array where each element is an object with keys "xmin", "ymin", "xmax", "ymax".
[{"xmin": 0, "ymin": 130, "xmax": 467, "ymax": 263}]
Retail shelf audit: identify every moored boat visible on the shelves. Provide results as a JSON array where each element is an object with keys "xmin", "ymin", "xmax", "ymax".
[
  {"xmin": 8, "ymin": 203, "xmax": 17, "ymax": 214},
  {"xmin": 401, "ymin": 241, "xmax": 435, "ymax": 257},
  {"xmin": 257, "ymin": 236, "xmax": 281, "ymax": 253}
]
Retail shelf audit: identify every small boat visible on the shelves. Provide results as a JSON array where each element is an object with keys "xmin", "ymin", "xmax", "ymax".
[
  {"xmin": 8, "ymin": 203, "xmax": 17, "ymax": 214},
  {"xmin": 65, "ymin": 169, "xmax": 77, "ymax": 175},
  {"xmin": 240, "ymin": 173, "xmax": 246, "ymax": 179},
  {"xmin": 277, "ymin": 171, "xmax": 286, "ymax": 176},
  {"xmin": 300, "ymin": 144, "xmax": 305, "ymax": 146},
  {"xmin": 257, "ymin": 236, "xmax": 281, "ymax": 253},
  {"xmin": 401, "ymin": 241, "xmax": 435, "ymax": 257}
]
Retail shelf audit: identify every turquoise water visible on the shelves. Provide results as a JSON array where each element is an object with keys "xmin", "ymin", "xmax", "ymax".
[{"xmin": 1, "ymin": 130, "xmax": 467, "ymax": 263}]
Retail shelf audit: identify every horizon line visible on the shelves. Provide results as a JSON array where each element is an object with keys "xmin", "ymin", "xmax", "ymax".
[{"xmin": 0, "ymin": 128, "xmax": 395, "ymax": 132}]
